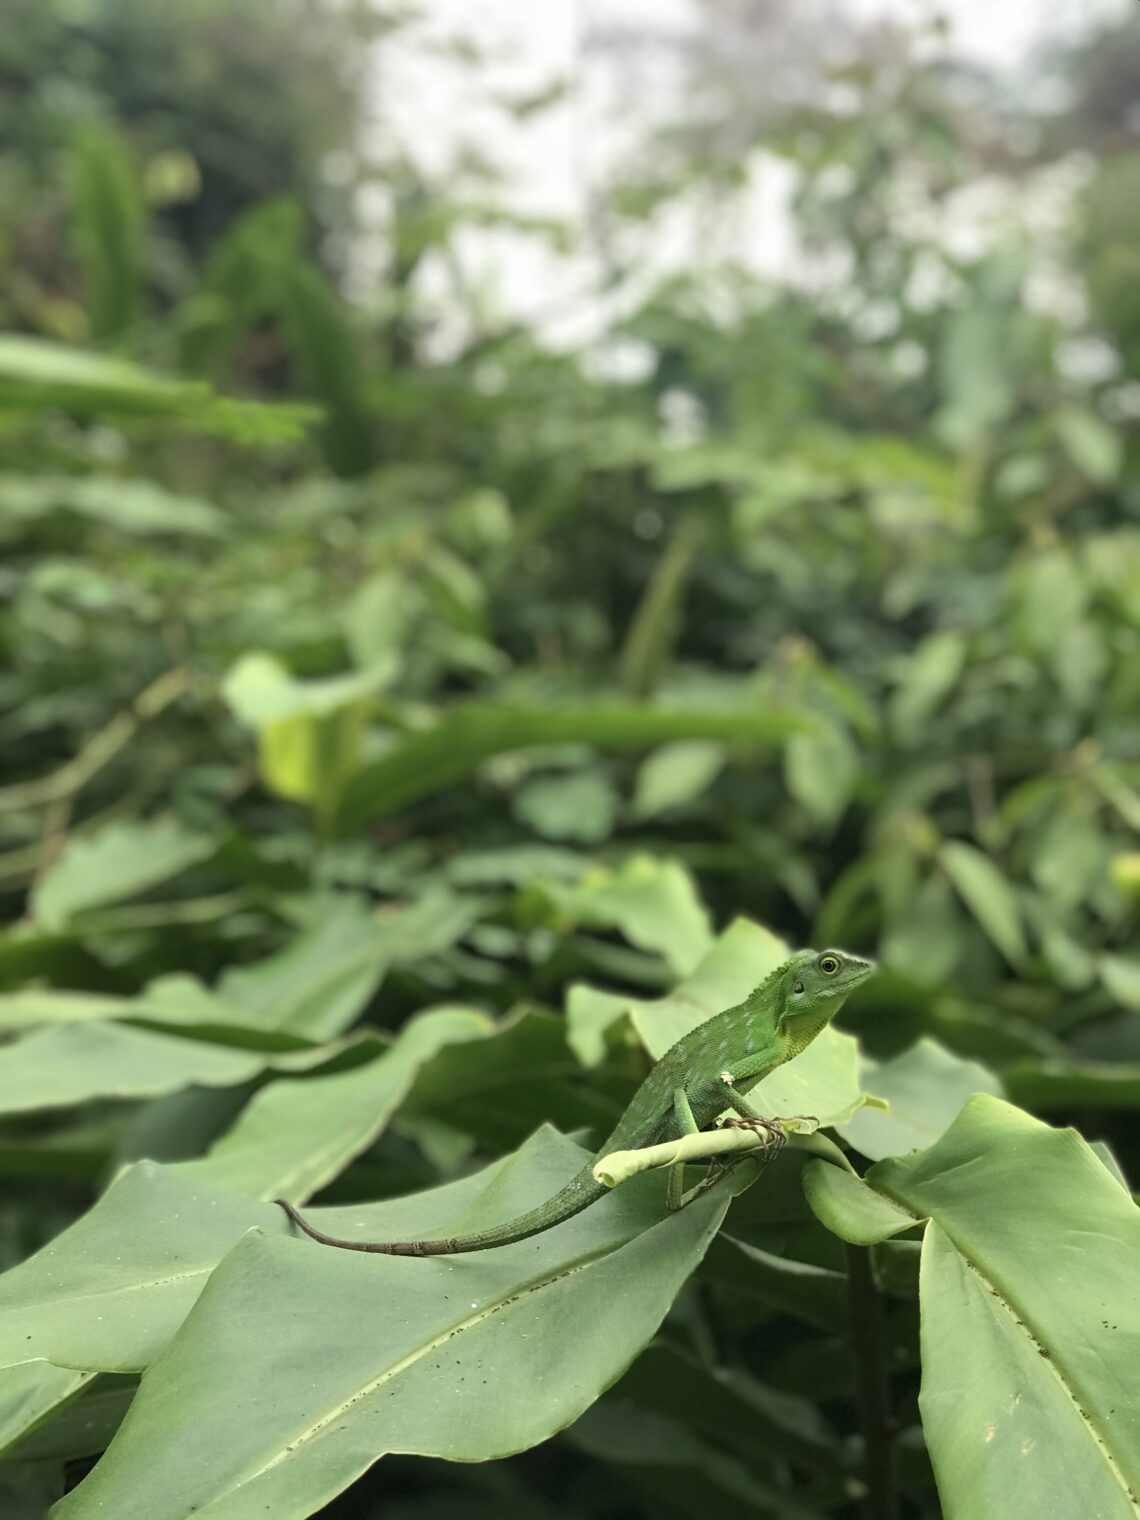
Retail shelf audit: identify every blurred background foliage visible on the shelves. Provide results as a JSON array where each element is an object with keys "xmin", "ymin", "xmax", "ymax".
[{"xmin": 0, "ymin": 0, "xmax": 1138, "ymax": 1515}]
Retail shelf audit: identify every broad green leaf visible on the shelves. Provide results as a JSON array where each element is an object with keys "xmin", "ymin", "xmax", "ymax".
[
  {"xmin": 0, "ymin": 989, "xmax": 178, "ymax": 1032},
  {"xmin": 839, "ymin": 1038, "xmax": 1004, "ymax": 1161},
  {"xmin": 803, "ymin": 1162, "xmax": 921, "ymax": 1247},
  {"xmin": 217, "ymin": 889, "xmax": 484, "ymax": 1038},
  {"xmin": 218, "ymin": 896, "xmax": 386, "ymax": 1037},
  {"xmin": 1100, "ymin": 955, "xmax": 1140, "ymax": 1012},
  {"xmin": 720, "ymin": 1240, "xmax": 848, "ymax": 1331},
  {"xmin": 0, "ymin": 1023, "xmax": 345, "ymax": 1116},
  {"xmin": 53, "ymin": 1141, "xmax": 731, "ymax": 1520},
  {"xmin": 222, "ymin": 655, "xmax": 391, "ymax": 728},
  {"xmin": 0, "ymin": 978, "xmax": 248, "ymax": 1035},
  {"xmin": 1010, "ymin": 550, "xmax": 1086, "ymax": 657},
  {"xmin": 0, "ymin": 1362, "xmax": 92, "ymax": 1457},
  {"xmin": 936, "ymin": 303, "xmax": 1015, "ymax": 448},
  {"xmin": 872, "ymin": 1096, "xmax": 1140, "ymax": 1520},
  {"xmin": 631, "ymin": 739, "xmax": 726, "ymax": 819},
  {"xmin": 337, "ymin": 700, "xmax": 807, "ymax": 828},
  {"xmin": 445, "ymin": 843, "xmax": 589, "ymax": 887},
  {"xmin": 0, "ymin": 1373, "xmax": 133, "ymax": 1463},
  {"xmin": 889, "ymin": 629, "xmax": 966, "ymax": 743},
  {"xmin": 174, "ymin": 1008, "xmax": 493, "ymax": 1200},
  {"xmin": 31, "ymin": 819, "xmax": 216, "ymax": 930},
  {"xmin": 1029, "ymin": 810, "xmax": 1108, "ymax": 914},
  {"xmin": 880, "ymin": 872, "xmax": 964, "ymax": 985},
  {"xmin": 784, "ymin": 724, "xmax": 858, "ymax": 829},
  {"xmin": 401, "ymin": 1009, "xmax": 617, "ymax": 1152},
  {"xmin": 513, "ymin": 769, "xmax": 619, "ymax": 843},
  {"xmin": 0, "ymin": 1132, "xmax": 620, "ymax": 1375},
  {"xmin": 1029, "ymin": 906, "xmax": 1098, "ymax": 991},
  {"xmin": 746, "ymin": 1027, "xmax": 868, "ymax": 1129},
  {"xmin": 1054, "ymin": 405, "xmax": 1123, "ymax": 485},
  {"xmin": 940, "ymin": 841, "xmax": 1027, "ymax": 967},
  {"xmin": 539, "ymin": 855, "xmax": 712, "ymax": 977},
  {"xmin": 0, "ymin": 1164, "xmax": 285, "ymax": 1372}
]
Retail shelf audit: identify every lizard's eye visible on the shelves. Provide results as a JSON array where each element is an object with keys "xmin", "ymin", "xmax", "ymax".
[
  {"xmin": 819, "ymin": 955, "xmax": 840, "ymax": 976},
  {"xmin": 793, "ymin": 980, "xmax": 805, "ymax": 995}
]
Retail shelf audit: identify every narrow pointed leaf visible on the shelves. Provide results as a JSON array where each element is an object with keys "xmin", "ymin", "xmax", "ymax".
[
  {"xmin": 0, "ymin": 1023, "xmax": 344, "ymax": 1116},
  {"xmin": 173, "ymin": 1008, "xmax": 492, "ymax": 1200},
  {"xmin": 337, "ymin": 700, "xmax": 807, "ymax": 828}
]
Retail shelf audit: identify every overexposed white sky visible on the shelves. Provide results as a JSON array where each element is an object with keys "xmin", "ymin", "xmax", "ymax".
[{"xmin": 368, "ymin": 0, "xmax": 1131, "ymax": 345}]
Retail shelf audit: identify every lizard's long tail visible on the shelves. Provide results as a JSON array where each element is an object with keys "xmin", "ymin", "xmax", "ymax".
[{"xmin": 275, "ymin": 1164, "xmax": 606, "ymax": 1256}]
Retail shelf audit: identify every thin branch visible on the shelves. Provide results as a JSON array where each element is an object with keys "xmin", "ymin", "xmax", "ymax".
[
  {"xmin": 844, "ymin": 1241, "xmax": 897, "ymax": 1520},
  {"xmin": 0, "ymin": 667, "xmax": 191, "ymax": 813}
]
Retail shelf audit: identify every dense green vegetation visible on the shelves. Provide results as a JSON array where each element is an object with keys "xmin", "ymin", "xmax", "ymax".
[{"xmin": 1, "ymin": 5, "xmax": 1137, "ymax": 1518}]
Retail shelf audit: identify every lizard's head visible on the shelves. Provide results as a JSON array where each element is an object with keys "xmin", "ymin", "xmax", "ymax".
[{"xmin": 776, "ymin": 948, "xmax": 876, "ymax": 1058}]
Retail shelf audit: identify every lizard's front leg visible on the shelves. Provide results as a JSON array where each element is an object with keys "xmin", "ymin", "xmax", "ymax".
[{"xmin": 715, "ymin": 1070, "xmax": 816, "ymax": 1155}]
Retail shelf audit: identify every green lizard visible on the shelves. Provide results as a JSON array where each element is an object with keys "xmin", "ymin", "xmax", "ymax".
[{"xmin": 276, "ymin": 947, "xmax": 874, "ymax": 1256}]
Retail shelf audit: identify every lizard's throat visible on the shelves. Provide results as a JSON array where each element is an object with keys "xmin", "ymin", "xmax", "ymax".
[{"xmin": 781, "ymin": 1004, "xmax": 836, "ymax": 1060}]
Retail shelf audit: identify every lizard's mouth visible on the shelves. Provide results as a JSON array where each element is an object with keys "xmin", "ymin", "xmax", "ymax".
[{"xmin": 841, "ymin": 956, "xmax": 877, "ymax": 990}]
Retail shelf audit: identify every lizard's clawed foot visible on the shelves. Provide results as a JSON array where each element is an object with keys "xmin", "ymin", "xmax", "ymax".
[{"xmin": 718, "ymin": 1115, "xmax": 788, "ymax": 1153}]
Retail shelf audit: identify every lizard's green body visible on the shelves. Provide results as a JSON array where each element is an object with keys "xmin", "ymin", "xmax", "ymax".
[{"xmin": 277, "ymin": 947, "xmax": 874, "ymax": 1256}]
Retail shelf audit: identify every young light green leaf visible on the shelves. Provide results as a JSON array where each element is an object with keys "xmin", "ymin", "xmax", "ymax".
[
  {"xmin": 222, "ymin": 653, "xmax": 395, "ymax": 818},
  {"xmin": 631, "ymin": 740, "xmax": 726, "ymax": 819}
]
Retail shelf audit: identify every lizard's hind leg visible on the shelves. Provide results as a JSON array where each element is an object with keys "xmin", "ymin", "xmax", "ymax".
[
  {"xmin": 667, "ymin": 1086, "xmax": 745, "ymax": 1210},
  {"xmin": 667, "ymin": 1087, "xmax": 702, "ymax": 1212}
]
